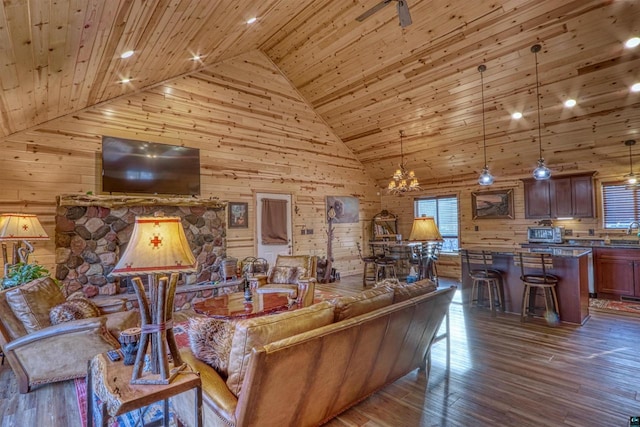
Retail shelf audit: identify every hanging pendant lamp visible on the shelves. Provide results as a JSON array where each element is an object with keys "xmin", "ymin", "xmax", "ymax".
[
  {"xmin": 624, "ymin": 139, "xmax": 638, "ymax": 186},
  {"xmin": 531, "ymin": 44, "xmax": 551, "ymax": 180},
  {"xmin": 477, "ymin": 64, "xmax": 494, "ymax": 186}
]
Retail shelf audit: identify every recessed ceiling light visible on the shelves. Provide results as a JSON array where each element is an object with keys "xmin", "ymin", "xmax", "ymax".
[
  {"xmin": 512, "ymin": 112, "xmax": 523, "ymax": 119},
  {"xmin": 120, "ymin": 50, "xmax": 134, "ymax": 59},
  {"xmin": 120, "ymin": 78, "xmax": 131, "ymax": 84},
  {"xmin": 631, "ymin": 82, "xmax": 640, "ymax": 92},
  {"xmin": 625, "ymin": 37, "xmax": 640, "ymax": 48},
  {"xmin": 247, "ymin": 17, "xmax": 257, "ymax": 24},
  {"xmin": 564, "ymin": 99, "xmax": 577, "ymax": 108},
  {"xmin": 191, "ymin": 54, "xmax": 201, "ymax": 61}
]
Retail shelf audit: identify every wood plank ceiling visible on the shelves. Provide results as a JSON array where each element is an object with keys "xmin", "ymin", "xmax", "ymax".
[{"xmin": 1, "ymin": 0, "xmax": 639, "ymax": 188}]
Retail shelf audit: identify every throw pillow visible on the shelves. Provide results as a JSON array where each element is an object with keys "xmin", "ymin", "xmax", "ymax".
[
  {"xmin": 5, "ymin": 277, "xmax": 66, "ymax": 333},
  {"xmin": 49, "ymin": 298, "xmax": 101, "ymax": 325},
  {"xmin": 268, "ymin": 266, "xmax": 297, "ymax": 284},
  {"xmin": 188, "ymin": 317, "xmax": 234, "ymax": 378}
]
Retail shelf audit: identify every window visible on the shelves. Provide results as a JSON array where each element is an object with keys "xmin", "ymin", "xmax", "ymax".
[
  {"xmin": 414, "ymin": 195, "xmax": 459, "ymax": 252},
  {"xmin": 602, "ymin": 182, "xmax": 640, "ymax": 229}
]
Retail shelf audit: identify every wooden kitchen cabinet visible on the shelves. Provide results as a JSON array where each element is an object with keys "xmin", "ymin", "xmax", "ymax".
[
  {"xmin": 594, "ymin": 247, "xmax": 640, "ymax": 299},
  {"xmin": 523, "ymin": 172, "xmax": 595, "ymax": 219}
]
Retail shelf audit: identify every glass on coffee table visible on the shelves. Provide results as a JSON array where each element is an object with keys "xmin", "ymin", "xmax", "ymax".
[{"xmin": 192, "ymin": 290, "xmax": 297, "ymax": 319}]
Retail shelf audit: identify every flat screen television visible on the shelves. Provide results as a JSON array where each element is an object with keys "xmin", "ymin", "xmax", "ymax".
[{"xmin": 101, "ymin": 136, "xmax": 200, "ymax": 195}]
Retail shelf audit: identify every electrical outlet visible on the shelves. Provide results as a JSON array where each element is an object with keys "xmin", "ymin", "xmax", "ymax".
[
  {"xmin": 588, "ymin": 229, "xmax": 595, "ymax": 236},
  {"xmin": 301, "ymin": 229, "xmax": 306, "ymax": 235},
  {"xmin": 474, "ymin": 225, "xmax": 479, "ymax": 231},
  {"xmin": 565, "ymin": 229, "xmax": 573, "ymax": 236}
]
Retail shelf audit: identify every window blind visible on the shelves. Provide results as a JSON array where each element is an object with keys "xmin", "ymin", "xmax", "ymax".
[
  {"xmin": 414, "ymin": 195, "xmax": 459, "ymax": 252},
  {"xmin": 602, "ymin": 182, "xmax": 640, "ymax": 229}
]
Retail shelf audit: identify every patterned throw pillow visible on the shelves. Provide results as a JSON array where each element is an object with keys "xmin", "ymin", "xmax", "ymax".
[
  {"xmin": 49, "ymin": 298, "xmax": 101, "ymax": 325},
  {"xmin": 268, "ymin": 266, "xmax": 297, "ymax": 284},
  {"xmin": 188, "ymin": 317, "xmax": 234, "ymax": 378}
]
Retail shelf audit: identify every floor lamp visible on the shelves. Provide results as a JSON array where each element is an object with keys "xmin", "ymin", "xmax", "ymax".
[
  {"xmin": 408, "ymin": 217, "xmax": 443, "ymax": 281},
  {"xmin": 0, "ymin": 213, "xmax": 49, "ymax": 275},
  {"xmin": 111, "ymin": 215, "xmax": 197, "ymax": 385}
]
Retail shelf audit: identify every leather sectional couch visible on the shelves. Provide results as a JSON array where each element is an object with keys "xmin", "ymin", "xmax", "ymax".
[{"xmin": 172, "ymin": 280, "xmax": 455, "ymax": 426}]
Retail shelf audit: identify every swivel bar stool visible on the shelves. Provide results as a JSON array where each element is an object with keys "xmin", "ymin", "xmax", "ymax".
[
  {"xmin": 516, "ymin": 252, "xmax": 559, "ymax": 323},
  {"xmin": 461, "ymin": 249, "xmax": 504, "ymax": 316},
  {"xmin": 356, "ymin": 242, "xmax": 377, "ymax": 288}
]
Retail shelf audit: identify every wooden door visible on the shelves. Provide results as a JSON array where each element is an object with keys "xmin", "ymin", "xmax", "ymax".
[
  {"xmin": 550, "ymin": 177, "xmax": 572, "ymax": 218},
  {"xmin": 595, "ymin": 250, "xmax": 635, "ymax": 296},
  {"xmin": 571, "ymin": 175, "xmax": 594, "ymax": 218}
]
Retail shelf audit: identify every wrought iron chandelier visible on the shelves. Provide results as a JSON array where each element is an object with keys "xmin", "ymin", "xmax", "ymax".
[{"xmin": 388, "ymin": 130, "xmax": 421, "ymax": 195}]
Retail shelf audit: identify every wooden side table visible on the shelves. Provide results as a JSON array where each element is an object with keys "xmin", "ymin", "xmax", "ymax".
[{"xmin": 87, "ymin": 352, "xmax": 202, "ymax": 427}]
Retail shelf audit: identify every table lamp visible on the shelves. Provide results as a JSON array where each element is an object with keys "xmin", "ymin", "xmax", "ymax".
[
  {"xmin": 408, "ymin": 216, "xmax": 443, "ymax": 242},
  {"xmin": 111, "ymin": 215, "xmax": 197, "ymax": 384},
  {"xmin": 0, "ymin": 213, "xmax": 49, "ymax": 274}
]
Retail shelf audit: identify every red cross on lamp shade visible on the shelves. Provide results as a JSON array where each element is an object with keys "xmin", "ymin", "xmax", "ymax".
[{"xmin": 111, "ymin": 216, "xmax": 197, "ymax": 276}]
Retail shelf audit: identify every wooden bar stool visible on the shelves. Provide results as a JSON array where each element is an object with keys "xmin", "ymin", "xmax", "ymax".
[
  {"xmin": 516, "ymin": 252, "xmax": 559, "ymax": 323},
  {"xmin": 461, "ymin": 249, "xmax": 504, "ymax": 316},
  {"xmin": 372, "ymin": 245, "xmax": 397, "ymax": 281},
  {"xmin": 356, "ymin": 242, "xmax": 377, "ymax": 287}
]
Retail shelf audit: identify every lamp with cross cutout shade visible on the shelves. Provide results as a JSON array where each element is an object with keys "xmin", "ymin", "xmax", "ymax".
[{"xmin": 111, "ymin": 215, "xmax": 197, "ymax": 384}]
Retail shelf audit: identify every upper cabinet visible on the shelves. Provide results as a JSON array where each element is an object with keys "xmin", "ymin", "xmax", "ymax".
[{"xmin": 523, "ymin": 172, "xmax": 595, "ymax": 219}]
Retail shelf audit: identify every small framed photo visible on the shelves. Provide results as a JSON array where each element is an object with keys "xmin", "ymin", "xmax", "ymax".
[
  {"xmin": 472, "ymin": 189, "xmax": 514, "ymax": 219},
  {"xmin": 228, "ymin": 202, "xmax": 248, "ymax": 228}
]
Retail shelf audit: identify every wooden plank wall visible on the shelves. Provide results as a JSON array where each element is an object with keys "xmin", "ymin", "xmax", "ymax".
[{"xmin": 0, "ymin": 50, "xmax": 380, "ymax": 279}]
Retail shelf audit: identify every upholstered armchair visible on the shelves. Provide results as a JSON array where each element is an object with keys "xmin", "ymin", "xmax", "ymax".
[
  {"xmin": 248, "ymin": 255, "xmax": 317, "ymax": 307},
  {"xmin": 0, "ymin": 277, "xmax": 139, "ymax": 393}
]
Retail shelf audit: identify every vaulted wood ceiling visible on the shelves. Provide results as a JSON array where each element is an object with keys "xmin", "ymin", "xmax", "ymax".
[{"xmin": 1, "ymin": 0, "xmax": 639, "ymax": 188}]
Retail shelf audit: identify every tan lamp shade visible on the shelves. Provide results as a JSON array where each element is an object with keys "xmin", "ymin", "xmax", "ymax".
[
  {"xmin": 112, "ymin": 216, "xmax": 197, "ymax": 276},
  {"xmin": 0, "ymin": 214, "xmax": 49, "ymax": 241},
  {"xmin": 408, "ymin": 216, "xmax": 443, "ymax": 241}
]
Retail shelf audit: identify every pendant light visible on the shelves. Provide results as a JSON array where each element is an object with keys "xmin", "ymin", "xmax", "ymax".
[
  {"xmin": 625, "ymin": 139, "xmax": 638, "ymax": 186},
  {"xmin": 531, "ymin": 44, "xmax": 551, "ymax": 180},
  {"xmin": 477, "ymin": 64, "xmax": 494, "ymax": 185}
]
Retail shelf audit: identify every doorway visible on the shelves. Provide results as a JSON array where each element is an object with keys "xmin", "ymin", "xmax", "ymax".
[{"xmin": 256, "ymin": 192, "xmax": 292, "ymax": 267}]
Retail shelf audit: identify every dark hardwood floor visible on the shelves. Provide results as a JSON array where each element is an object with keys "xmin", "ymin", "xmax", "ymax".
[{"xmin": 2, "ymin": 275, "xmax": 639, "ymax": 426}]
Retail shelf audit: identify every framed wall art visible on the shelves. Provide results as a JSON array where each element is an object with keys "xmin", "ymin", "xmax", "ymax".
[
  {"xmin": 325, "ymin": 196, "xmax": 359, "ymax": 224},
  {"xmin": 228, "ymin": 202, "xmax": 249, "ymax": 228},
  {"xmin": 472, "ymin": 189, "xmax": 514, "ymax": 219}
]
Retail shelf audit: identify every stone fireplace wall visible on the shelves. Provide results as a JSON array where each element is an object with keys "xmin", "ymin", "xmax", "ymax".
[{"xmin": 55, "ymin": 195, "xmax": 227, "ymax": 297}]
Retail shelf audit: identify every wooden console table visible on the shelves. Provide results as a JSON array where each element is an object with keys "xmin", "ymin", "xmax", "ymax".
[{"xmin": 87, "ymin": 352, "xmax": 203, "ymax": 427}]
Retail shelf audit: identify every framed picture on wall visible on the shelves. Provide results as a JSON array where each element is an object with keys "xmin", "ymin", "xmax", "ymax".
[
  {"xmin": 228, "ymin": 202, "xmax": 249, "ymax": 228},
  {"xmin": 472, "ymin": 189, "xmax": 514, "ymax": 219},
  {"xmin": 325, "ymin": 196, "xmax": 359, "ymax": 224}
]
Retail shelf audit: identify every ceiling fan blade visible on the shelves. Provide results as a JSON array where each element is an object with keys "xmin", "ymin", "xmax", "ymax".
[
  {"xmin": 355, "ymin": 0, "xmax": 393, "ymax": 22},
  {"xmin": 397, "ymin": 0, "xmax": 412, "ymax": 27}
]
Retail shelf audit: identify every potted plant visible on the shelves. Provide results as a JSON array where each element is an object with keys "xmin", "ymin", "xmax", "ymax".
[{"xmin": 2, "ymin": 262, "xmax": 54, "ymax": 289}]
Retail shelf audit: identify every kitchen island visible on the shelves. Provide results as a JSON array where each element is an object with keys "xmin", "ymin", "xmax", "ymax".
[{"xmin": 461, "ymin": 246, "xmax": 591, "ymax": 325}]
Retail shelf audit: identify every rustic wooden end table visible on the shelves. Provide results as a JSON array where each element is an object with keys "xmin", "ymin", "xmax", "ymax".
[{"xmin": 87, "ymin": 352, "xmax": 202, "ymax": 427}]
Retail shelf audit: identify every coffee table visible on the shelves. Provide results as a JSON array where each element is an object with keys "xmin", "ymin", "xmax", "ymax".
[{"xmin": 192, "ymin": 291, "xmax": 296, "ymax": 319}]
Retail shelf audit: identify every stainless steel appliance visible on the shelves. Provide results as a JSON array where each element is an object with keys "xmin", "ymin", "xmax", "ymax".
[{"xmin": 527, "ymin": 226, "xmax": 564, "ymax": 244}]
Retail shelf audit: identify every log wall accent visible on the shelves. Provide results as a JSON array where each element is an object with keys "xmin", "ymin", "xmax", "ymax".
[{"xmin": 0, "ymin": 51, "xmax": 380, "ymax": 279}]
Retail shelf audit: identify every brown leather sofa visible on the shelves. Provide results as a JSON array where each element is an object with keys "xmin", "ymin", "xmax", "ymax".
[
  {"xmin": 0, "ymin": 277, "xmax": 138, "ymax": 393},
  {"xmin": 172, "ymin": 282, "xmax": 455, "ymax": 426}
]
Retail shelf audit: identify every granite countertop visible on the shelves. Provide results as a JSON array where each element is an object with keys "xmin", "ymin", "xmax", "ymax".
[
  {"xmin": 523, "ymin": 239, "xmax": 640, "ymax": 250},
  {"xmin": 462, "ymin": 246, "xmax": 591, "ymax": 258}
]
